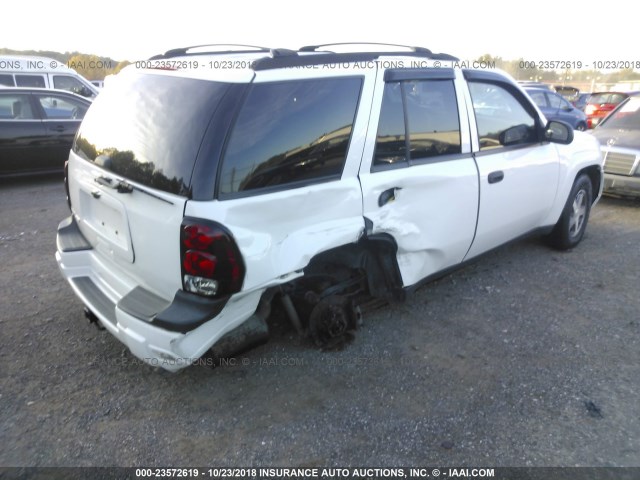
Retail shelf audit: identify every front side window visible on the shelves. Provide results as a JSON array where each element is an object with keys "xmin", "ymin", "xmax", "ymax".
[
  {"xmin": 15, "ymin": 74, "xmax": 46, "ymax": 88},
  {"xmin": 469, "ymin": 82, "xmax": 537, "ymax": 150},
  {"xmin": 219, "ymin": 77, "xmax": 362, "ymax": 195},
  {"xmin": 0, "ymin": 94, "xmax": 35, "ymax": 119},
  {"xmin": 374, "ymin": 79, "xmax": 461, "ymax": 167},
  {"xmin": 36, "ymin": 95, "xmax": 89, "ymax": 120}
]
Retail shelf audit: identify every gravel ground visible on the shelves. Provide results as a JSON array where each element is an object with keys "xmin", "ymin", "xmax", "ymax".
[{"xmin": 0, "ymin": 175, "xmax": 638, "ymax": 468}]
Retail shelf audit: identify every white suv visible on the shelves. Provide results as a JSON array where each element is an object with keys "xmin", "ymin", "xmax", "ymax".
[{"xmin": 56, "ymin": 44, "xmax": 603, "ymax": 371}]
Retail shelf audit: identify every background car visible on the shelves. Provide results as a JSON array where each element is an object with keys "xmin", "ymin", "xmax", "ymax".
[
  {"xmin": 554, "ymin": 85, "xmax": 580, "ymax": 104},
  {"xmin": 525, "ymin": 87, "xmax": 588, "ymax": 130},
  {"xmin": 572, "ymin": 92, "xmax": 592, "ymax": 111},
  {"xmin": 585, "ymin": 91, "xmax": 629, "ymax": 128},
  {"xmin": 0, "ymin": 87, "xmax": 91, "ymax": 176},
  {"xmin": 517, "ymin": 80, "xmax": 554, "ymax": 91},
  {"xmin": 590, "ymin": 95, "xmax": 640, "ymax": 197}
]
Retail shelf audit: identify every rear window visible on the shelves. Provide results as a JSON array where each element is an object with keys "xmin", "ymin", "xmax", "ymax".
[
  {"xmin": 73, "ymin": 72, "xmax": 231, "ymax": 195},
  {"xmin": 218, "ymin": 77, "xmax": 362, "ymax": 196},
  {"xmin": 589, "ymin": 93, "xmax": 627, "ymax": 104}
]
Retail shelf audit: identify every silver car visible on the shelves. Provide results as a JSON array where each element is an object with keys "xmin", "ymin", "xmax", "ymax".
[{"xmin": 591, "ymin": 95, "xmax": 640, "ymax": 197}]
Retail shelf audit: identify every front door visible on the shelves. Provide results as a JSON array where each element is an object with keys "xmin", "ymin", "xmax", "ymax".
[{"xmin": 359, "ymin": 69, "xmax": 479, "ymax": 288}]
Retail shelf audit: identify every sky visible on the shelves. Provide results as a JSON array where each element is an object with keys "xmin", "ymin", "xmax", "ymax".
[{"xmin": 2, "ymin": 0, "xmax": 637, "ymax": 67}]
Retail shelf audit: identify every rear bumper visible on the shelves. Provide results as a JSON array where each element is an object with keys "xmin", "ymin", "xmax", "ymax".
[
  {"xmin": 603, "ymin": 173, "xmax": 640, "ymax": 198},
  {"xmin": 56, "ymin": 216, "xmax": 262, "ymax": 371}
]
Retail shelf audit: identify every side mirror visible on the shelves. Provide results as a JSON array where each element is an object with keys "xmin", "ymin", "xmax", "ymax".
[{"xmin": 545, "ymin": 120, "xmax": 574, "ymax": 145}]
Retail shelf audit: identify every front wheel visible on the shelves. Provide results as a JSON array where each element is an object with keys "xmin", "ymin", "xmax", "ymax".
[
  {"xmin": 546, "ymin": 174, "xmax": 593, "ymax": 250},
  {"xmin": 576, "ymin": 122, "xmax": 587, "ymax": 132}
]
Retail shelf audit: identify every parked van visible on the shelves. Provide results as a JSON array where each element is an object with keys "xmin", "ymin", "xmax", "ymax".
[{"xmin": 0, "ymin": 56, "xmax": 98, "ymax": 99}]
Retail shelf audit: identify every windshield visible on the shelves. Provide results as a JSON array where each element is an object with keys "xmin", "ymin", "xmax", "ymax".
[
  {"xmin": 73, "ymin": 71, "xmax": 231, "ymax": 195},
  {"xmin": 599, "ymin": 97, "xmax": 640, "ymax": 129}
]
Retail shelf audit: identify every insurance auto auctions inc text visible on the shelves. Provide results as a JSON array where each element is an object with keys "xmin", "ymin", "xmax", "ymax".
[{"xmin": 242, "ymin": 467, "xmax": 495, "ymax": 478}]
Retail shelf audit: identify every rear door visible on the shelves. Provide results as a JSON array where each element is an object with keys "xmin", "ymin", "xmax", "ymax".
[
  {"xmin": 462, "ymin": 71, "xmax": 560, "ymax": 260},
  {"xmin": 359, "ymin": 68, "xmax": 479, "ymax": 288},
  {"xmin": 0, "ymin": 91, "xmax": 48, "ymax": 175},
  {"xmin": 32, "ymin": 92, "xmax": 89, "ymax": 170}
]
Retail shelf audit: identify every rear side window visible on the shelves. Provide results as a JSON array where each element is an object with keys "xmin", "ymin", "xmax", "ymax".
[
  {"xmin": 0, "ymin": 94, "xmax": 35, "ymax": 119},
  {"xmin": 0, "ymin": 74, "xmax": 15, "ymax": 86},
  {"xmin": 219, "ymin": 77, "xmax": 362, "ymax": 196},
  {"xmin": 74, "ymin": 72, "xmax": 231, "ymax": 196},
  {"xmin": 15, "ymin": 75, "xmax": 46, "ymax": 88},
  {"xmin": 374, "ymin": 79, "xmax": 461, "ymax": 168}
]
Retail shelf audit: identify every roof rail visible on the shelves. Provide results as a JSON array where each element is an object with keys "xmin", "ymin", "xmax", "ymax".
[
  {"xmin": 147, "ymin": 43, "xmax": 459, "ymax": 70},
  {"xmin": 150, "ymin": 44, "xmax": 272, "ymax": 60},
  {"xmin": 299, "ymin": 42, "xmax": 433, "ymax": 54},
  {"xmin": 252, "ymin": 49, "xmax": 459, "ymax": 71}
]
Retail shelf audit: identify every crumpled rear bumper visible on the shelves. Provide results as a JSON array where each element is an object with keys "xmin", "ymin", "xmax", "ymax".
[{"xmin": 56, "ymin": 215, "xmax": 262, "ymax": 371}]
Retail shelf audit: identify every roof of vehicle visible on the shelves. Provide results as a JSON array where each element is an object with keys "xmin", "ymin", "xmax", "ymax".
[
  {"xmin": 517, "ymin": 81, "xmax": 554, "ymax": 90},
  {"xmin": 148, "ymin": 43, "xmax": 459, "ymax": 71},
  {"xmin": 588, "ymin": 91, "xmax": 628, "ymax": 96},
  {"xmin": 524, "ymin": 86, "xmax": 558, "ymax": 92}
]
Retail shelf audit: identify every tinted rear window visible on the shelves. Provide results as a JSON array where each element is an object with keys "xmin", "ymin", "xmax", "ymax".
[
  {"xmin": 218, "ymin": 77, "xmax": 362, "ymax": 196},
  {"xmin": 73, "ymin": 72, "xmax": 231, "ymax": 195}
]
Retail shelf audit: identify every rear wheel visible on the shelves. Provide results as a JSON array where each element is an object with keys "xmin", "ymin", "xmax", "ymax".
[{"xmin": 546, "ymin": 174, "xmax": 592, "ymax": 250}]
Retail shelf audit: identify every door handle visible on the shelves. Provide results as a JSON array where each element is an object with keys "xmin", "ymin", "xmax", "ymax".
[
  {"xmin": 378, "ymin": 187, "xmax": 401, "ymax": 207},
  {"xmin": 488, "ymin": 171, "xmax": 504, "ymax": 184}
]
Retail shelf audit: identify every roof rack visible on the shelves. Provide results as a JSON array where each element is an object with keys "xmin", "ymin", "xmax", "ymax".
[
  {"xmin": 148, "ymin": 42, "xmax": 459, "ymax": 70},
  {"xmin": 150, "ymin": 44, "xmax": 272, "ymax": 60},
  {"xmin": 299, "ymin": 42, "xmax": 434, "ymax": 54},
  {"xmin": 252, "ymin": 47, "xmax": 459, "ymax": 71}
]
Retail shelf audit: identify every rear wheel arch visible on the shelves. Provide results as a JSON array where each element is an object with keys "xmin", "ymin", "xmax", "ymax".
[{"xmin": 297, "ymin": 233, "xmax": 405, "ymax": 302}]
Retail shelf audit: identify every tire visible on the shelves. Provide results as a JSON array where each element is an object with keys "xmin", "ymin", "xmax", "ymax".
[
  {"xmin": 546, "ymin": 174, "xmax": 593, "ymax": 250},
  {"xmin": 576, "ymin": 122, "xmax": 587, "ymax": 132}
]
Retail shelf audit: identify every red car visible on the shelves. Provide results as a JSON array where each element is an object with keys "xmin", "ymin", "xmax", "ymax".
[{"xmin": 585, "ymin": 92, "xmax": 628, "ymax": 128}]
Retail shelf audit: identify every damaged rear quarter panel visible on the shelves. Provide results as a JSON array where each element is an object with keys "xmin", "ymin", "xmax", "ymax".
[{"xmin": 183, "ymin": 178, "xmax": 365, "ymax": 292}]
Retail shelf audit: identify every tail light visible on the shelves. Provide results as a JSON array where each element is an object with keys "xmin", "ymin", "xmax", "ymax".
[
  {"xmin": 180, "ymin": 218, "xmax": 245, "ymax": 298},
  {"xmin": 585, "ymin": 104, "xmax": 596, "ymax": 116}
]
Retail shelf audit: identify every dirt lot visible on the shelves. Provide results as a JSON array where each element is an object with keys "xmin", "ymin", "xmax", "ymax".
[{"xmin": 0, "ymin": 175, "xmax": 639, "ymax": 468}]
